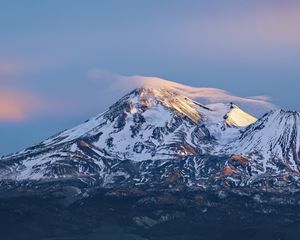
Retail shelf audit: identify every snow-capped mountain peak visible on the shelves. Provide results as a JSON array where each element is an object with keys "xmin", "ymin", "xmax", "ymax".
[
  {"xmin": 41, "ymin": 86, "xmax": 205, "ymax": 147},
  {"xmin": 0, "ymin": 87, "xmax": 219, "ymax": 180},
  {"xmin": 228, "ymin": 109, "xmax": 300, "ymax": 172},
  {"xmin": 224, "ymin": 103, "xmax": 257, "ymax": 128},
  {"xmin": 130, "ymin": 87, "xmax": 203, "ymax": 123}
]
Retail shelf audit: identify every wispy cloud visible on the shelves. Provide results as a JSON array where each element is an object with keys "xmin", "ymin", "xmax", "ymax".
[
  {"xmin": 0, "ymin": 90, "xmax": 68, "ymax": 122},
  {"xmin": 0, "ymin": 90, "xmax": 41, "ymax": 121},
  {"xmin": 87, "ymin": 69, "xmax": 276, "ymax": 117}
]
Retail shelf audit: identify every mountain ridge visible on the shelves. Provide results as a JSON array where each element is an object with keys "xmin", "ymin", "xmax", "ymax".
[{"xmin": 227, "ymin": 109, "xmax": 300, "ymax": 173}]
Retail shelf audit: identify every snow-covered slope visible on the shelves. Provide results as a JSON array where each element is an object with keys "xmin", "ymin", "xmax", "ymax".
[
  {"xmin": 0, "ymin": 86, "xmax": 259, "ymax": 183},
  {"xmin": 204, "ymin": 103, "xmax": 257, "ymax": 142},
  {"xmin": 40, "ymin": 87, "xmax": 216, "ymax": 161},
  {"xmin": 228, "ymin": 110, "xmax": 300, "ymax": 173},
  {"xmin": 0, "ymin": 88, "xmax": 218, "ymax": 179},
  {"xmin": 2, "ymin": 85, "xmax": 300, "ymax": 195}
]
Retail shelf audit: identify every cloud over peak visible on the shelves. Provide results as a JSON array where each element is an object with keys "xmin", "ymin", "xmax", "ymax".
[{"xmin": 88, "ymin": 70, "xmax": 276, "ymax": 117}]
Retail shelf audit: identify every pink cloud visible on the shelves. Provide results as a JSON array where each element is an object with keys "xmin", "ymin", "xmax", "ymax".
[
  {"xmin": 0, "ymin": 58, "xmax": 69, "ymax": 121},
  {"xmin": 0, "ymin": 90, "xmax": 42, "ymax": 121},
  {"xmin": 171, "ymin": 3, "xmax": 300, "ymax": 61},
  {"xmin": 248, "ymin": 4, "xmax": 300, "ymax": 47},
  {"xmin": 215, "ymin": 4, "xmax": 300, "ymax": 48}
]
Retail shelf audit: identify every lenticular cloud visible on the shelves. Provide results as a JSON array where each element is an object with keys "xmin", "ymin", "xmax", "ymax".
[{"xmin": 99, "ymin": 72, "xmax": 276, "ymax": 117}]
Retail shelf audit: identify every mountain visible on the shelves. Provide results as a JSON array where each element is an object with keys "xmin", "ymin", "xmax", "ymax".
[
  {"xmin": 2, "ymin": 86, "xmax": 300, "ymax": 240},
  {"xmin": 0, "ymin": 87, "xmax": 251, "ymax": 181},
  {"xmin": 227, "ymin": 110, "xmax": 300, "ymax": 174},
  {"xmin": 0, "ymin": 87, "xmax": 202, "ymax": 179},
  {"xmin": 0, "ymin": 86, "xmax": 299, "ymax": 196}
]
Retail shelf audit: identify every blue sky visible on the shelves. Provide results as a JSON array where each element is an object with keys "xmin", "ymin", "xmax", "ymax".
[{"xmin": 0, "ymin": 0, "xmax": 300, "ymax": 155}]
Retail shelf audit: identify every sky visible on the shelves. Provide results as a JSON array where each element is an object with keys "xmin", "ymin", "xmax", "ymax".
[{"xmin": 0, "ymin": 0, "xmax": 300, "ymax": 155}]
